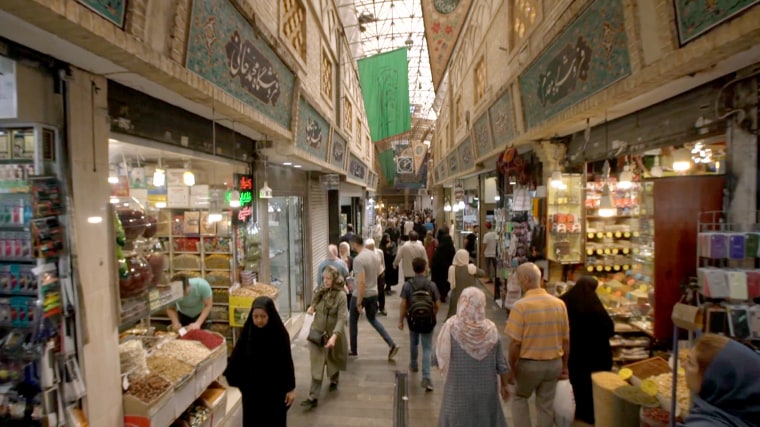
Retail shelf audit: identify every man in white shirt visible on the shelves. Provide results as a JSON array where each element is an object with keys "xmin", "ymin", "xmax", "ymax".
[
  {"xmin": 393, "ymin": 231, "xmax": 428, "ymax": 283},
  {"xmin": 403, "ymin": 217, "xmax": 414, "ymax": 237},
  {"xmin": 482, "ymin": 222, "xmax": 499, "ymax": 290}
]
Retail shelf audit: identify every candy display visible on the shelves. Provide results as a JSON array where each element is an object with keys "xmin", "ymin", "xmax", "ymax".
[
  {"xmin": 173, "ymin": 402, "xmax": 211, "ymax": 427},
  {"xmin": 125, "ymin": 374, "xmax": 172, "ymax": 403},
  {"xmin": 650, "ymin": 372, "xmax": 690, "ymax": 415},
  {"xmin": 119, "ymin": 253, "xmax": 154, "ymax": 298},
  {"xmin": 117, "ymin": 208, "xmax": 148, "ymax": 241}
]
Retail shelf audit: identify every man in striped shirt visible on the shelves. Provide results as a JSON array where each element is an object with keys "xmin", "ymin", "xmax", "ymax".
[{"xmin": 505, "ymin": 262, "xmax": 570, "ymax": 427}]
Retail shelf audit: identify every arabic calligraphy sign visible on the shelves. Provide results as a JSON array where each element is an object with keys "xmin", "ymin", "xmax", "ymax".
[
  {"xmin": 447, "ymin": 150, "xmax": 460, "ymax": 176},
  {"xmin": 472, "ymin": 112, "xmax": 492, "ymax": 160},
  {"xmin": 488, "ymin": 89, "xmax": 516, "ymax": 148},
  {"xmin": 436, "ymin": 161, "xmax": 447, "ymax": 183},
  {"xmin": 348, "ymin": 154, "xmax": 367, "ymax": 183},
  {"xmin": 295, "ymin": 98, "xmax": 330, "ymax": 161},
  {"xmin": 674, "ymin": 0, "xmax": 759, "ymax": 44},
  {"xmin": 330, "ymin": 130, "xmax": 347, "ymax": 170},
  {"xmin": 186, "ymin": 0, "xmax": 295, "ymax": 129},
  {"xmin": 457, "ymin": 138, "xmax": 475, "ymax": 171},
  {"xmin": 76, "ymin": 0, "xmax": 126, "ymax": 27},
  {"xmin": 518, "ymin": 0, "xmax": 631, "ymax": 130}
]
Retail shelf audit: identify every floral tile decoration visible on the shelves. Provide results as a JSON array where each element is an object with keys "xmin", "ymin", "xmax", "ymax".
[
  {"xmin": 330, "ymin": 130, "xmax": 347, "ymax": 170},
  {"xmin": 457, "ymin": 138, "xmax": 474, "ymax": 171},
  {"xmin": 421, "ymin": 0, "xmax": 473, "ymax": 88},
  {"xmin": 295, "ymin": 98, "xmax": 329, "ymax": 161},
  {"xmin": 674, "ymin": 0, "xmax": 760, "ymax": 44},
  {"xmin": 186, "ymin": 0, "xmax": 295, "ymax": 129},
  {"xmin": 488, "ymin": 89, "xmax": 516, "ymax": 148},
  {"xmin": 472, "ymin": 111, "xmax": 493, "ymax": 160},
  {"xmin": 76, "ymin": 0, "xmax": 126, "ymax": 27},
  {"xmin": 518, "ymin": 0, "xmax": 631, "ymax": 129}
]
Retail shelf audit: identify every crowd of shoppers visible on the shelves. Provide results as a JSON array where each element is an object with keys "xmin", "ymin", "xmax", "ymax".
[{"xmin": 223, "ymin": 205, "xmax": 760, "ymax": 427}]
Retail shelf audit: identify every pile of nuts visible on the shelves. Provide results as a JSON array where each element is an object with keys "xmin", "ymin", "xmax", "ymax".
[
  {"xmin": 154, "ymin": 340, "xmax": 211, "ymax": 366},
  {"xmin": 650, "ymin": 372, "xmax": 690, "ymax": 414},
  {"xmin": 125, "ymin": 374, "xmax": 171, "ymax": 403},
  {"xmin": 231, "ymin": 283, "xmax": 278, "ymax": 299},
  {"xmin": 146, "ymin": 355, "xmax": 194, "ymax": 384}
]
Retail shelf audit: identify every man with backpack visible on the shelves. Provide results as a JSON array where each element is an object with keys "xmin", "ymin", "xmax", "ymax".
[{"xmin": 398, "ymin": 257, "xmax": 441, "ymax": 392}]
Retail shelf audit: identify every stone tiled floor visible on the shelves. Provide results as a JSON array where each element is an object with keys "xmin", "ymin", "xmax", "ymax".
[{"xmin": 286, "ymin": 283, "xmax": 530, "ymax": 427}]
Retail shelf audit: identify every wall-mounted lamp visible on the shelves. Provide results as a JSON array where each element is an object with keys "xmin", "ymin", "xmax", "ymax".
[{"xmin": 672, "ymin": 148, "xmax": 692, "ymax": 172}]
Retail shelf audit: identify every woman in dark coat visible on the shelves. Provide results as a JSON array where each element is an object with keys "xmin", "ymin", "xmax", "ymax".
[
  {"xmin": 224, "ymin": 297, "xmax": 296, "ymax": 427},
  {"xmin": 431, "ymin": 229, "xmax": 456, "ymax": 303},
  {"xmin": 380, "ymin": 233, "xmax": 398, "ymax": 294},
  {"xmin": 560, "ymin": 276, "xmax": 614, "ymax": 425}
]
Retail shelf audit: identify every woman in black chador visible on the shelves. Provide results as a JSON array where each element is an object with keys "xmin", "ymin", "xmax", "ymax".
[
  {"xmin": 224, "ymin": 297, "xmax": 296, "ymax": 427},
  {"xmin": 560, "ymin": 276, "xmax": 614, "ymax": 424}
]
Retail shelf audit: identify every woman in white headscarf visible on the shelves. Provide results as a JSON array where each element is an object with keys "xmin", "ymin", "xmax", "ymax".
[
  {"xmin": 446, "ymin": 249, "xmax": 486, "ymax": 318},
  {"xmin": 436, "ymin": 287, "xmax": 509, "ymax": 427}
]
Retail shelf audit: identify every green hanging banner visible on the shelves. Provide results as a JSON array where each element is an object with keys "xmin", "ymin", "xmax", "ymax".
[{"xmin": 358, "ymin": 48, "xmax": 412, "ymax": 143}]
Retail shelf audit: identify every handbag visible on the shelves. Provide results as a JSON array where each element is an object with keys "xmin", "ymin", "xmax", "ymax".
[{"xmin": 307, "ymin": 328, "xmax": 328, "ymax": 346}]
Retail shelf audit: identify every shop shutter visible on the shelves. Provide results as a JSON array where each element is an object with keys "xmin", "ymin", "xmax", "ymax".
[{"xmin": 309, "ymin": 179, "xmax": 329, "ymax": 288}]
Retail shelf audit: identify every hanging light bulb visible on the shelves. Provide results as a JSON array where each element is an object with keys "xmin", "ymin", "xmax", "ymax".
[
  {"xmin": 650, "ymin": 156, "xmax": 663, "ymax": 177},
  {"xmin": 229, "ymin": 190, "xmax": 241, "ymax": 208},
  {"xmin": 457, "ymin": 200, "xmax": 465, "ymax": 210},
  {"xmin": 672, "ymin": 148, "xmax": 691, "ymax": 172},
  {"xmin": 153, "ymin": 168, "xmax": 165, "ymax": 187},
  {"xmin": 598, "ymin": 184, "xmax": 617, "ymax": 217},
  {"xmin": 183, "ymin": 161, "xmax": 195, "ymax": 186},
  {"xmin": 618, "ymin": 164, "xmax": 633, "ymax": 189},
  {"xmin": 550, "ymin": 169, "xmax": 564, "ymax": 189},
  {"xmin": 208, "ymin": 212, "xmax": 223, "ymax": 223},
  {"xmin": 259, "ymin": 157, "xmax": 272, "ymax": 199},
  {"xmin": 108, "ymin": 165, "xmax": 119, "ymax": 184},
  {"xmin": 444, "ymin": 202, "xmax": 452, "ymax": 212}
]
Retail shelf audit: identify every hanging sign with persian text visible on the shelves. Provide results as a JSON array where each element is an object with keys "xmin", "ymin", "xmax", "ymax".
[{"xmin": 186, "ymin": 0, "xmax": 295, "ymax": 130}]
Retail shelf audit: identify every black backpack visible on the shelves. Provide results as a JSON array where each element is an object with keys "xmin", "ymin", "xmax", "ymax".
[{"xmin": 406, "ymin": 278, "xmax": 436, "ymax": 333}]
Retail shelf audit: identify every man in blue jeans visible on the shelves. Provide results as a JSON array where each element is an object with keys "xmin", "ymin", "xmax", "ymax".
[
  {"xmin": 398, "ymin": 257, "xmax": 441, "ymax": 391},
  {"xmin": 349, "ymin": 236, "xmax": 400, "ymax": 360}
]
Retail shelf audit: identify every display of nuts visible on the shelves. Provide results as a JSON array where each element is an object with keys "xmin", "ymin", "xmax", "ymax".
[
  {"xmin": 146, "ymin": 355, "xmax": 194, "ymax": 384},
  {"xmin": 126, "ymin": 374, "xmax": 171, "ymax": 403},
  {"xmin": 154, "ymin": 340, "xmax": 211, "ymax": 366}
]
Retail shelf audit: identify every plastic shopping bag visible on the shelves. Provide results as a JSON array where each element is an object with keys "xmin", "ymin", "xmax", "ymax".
[
  {"xmin": 296, "ymin": 313, "xmax": 315, "ymax": 346},
  {"xmin": 554, "ymin": 379, "xmax": 575, "ymax": 427}
]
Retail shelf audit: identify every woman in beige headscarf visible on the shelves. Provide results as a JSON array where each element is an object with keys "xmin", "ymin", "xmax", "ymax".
[
  {"xmin": 446, "ymin": 249, "xmax": 486, "ymax": 318},
  {"xmin": 436, "ymin": 287, "xmax": 509, "ymax": 426}
]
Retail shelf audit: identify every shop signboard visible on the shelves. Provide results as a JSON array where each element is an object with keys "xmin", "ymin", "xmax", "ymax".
[
  {"xmin": 447, "ymin": 150, "xmax": 460, "ymax": 176},
  {"xmin": 76, "ymin": 0, "xmax": 126, "ymax": 27},
  {"xmin": 330, "ymin": 130, "xmax": 347, "ymax": 170},
  {"xmin": 487, "ymin": 89, "xmax": 515, "ymax": 149},
  {"xmin": 295, "ymin": 98, "xmax": 330, "ymax": 161},
  {"xmin": 0, "ymin": 57, "xmax": 17, "ymax": 120},
  {"xmin": 674, "ymin": 0, "xmax": 760, "ymax": 44},
  {"xmin": 457, "ymin": 138, "xmax": 475, "ymax": 171},
  {"xmin": 186, "ymin": 0, "xmax": 295, "ymax": 130},
  {"xmin": 348, "ymin": 154, "xmax": 367, "ymax": 183},
  {"xmin": 437, "ymin": 160, "xmax": 447, "ymax": 182},
  {"xmin": 232, "ymin": 173, "xmax": 254, "ymax": 224},
  {"xmin": 518, "ymin": 0, "xmax": 631, "ymax": 130},
  {"xmin": 320, "ymin": 174, "xmax": 340, "ymax": 191},
  {"xmin": 472, "ymin": 111, "xmax": 493, "ymax": 160}
]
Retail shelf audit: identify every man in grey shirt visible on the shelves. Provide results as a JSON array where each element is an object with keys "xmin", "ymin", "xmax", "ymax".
[
  {"xmin": 393, "ymin": 231, "xmax": 428, "ymax": 282},
  {"xmin": 349, "ymin": 236, "xmax": 399, "ymax": 360}
]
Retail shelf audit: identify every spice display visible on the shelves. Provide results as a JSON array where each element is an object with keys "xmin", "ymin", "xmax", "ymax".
[
  {"xmin": 146, "ymin": 355, "xmax": 194, "ymax": 384},
  {"xmin": 125, "ymin": 374, "xmax": 171, "ymax": 403},
  {"xmin": 119, "ymin": 340, "xmax": 149, "ymax": 377},
  {"xmin": 614, "ymin": 385, "xmax": 660, "ymax": 406},
  {"xmin": 155, "ymin": 340, "xmax": 211, "ymax": 366},
  {"xmin": 650, "ymin": 372, "xmax": 690, "ymax": 414},
  {"xmin": 174, "ymin": 402, "xmax": 211, "ymax": 427},
  {"xmin": 180, "ymin": 330, "xmax": 224, "ymax": 350},
  {"xmin": 641, "ymin": 407, "xmax": 672, "ymax": 426},
  {"xmin": 231, "ymin": 283, "xmax": 278, "ymax": 299}
]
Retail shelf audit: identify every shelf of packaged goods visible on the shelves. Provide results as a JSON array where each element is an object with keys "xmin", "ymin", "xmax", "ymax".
[
  {"xmin": 210, "ymin": 286, "xmax": 230, "ymax": 290},
  {"xmin": 550, "ymin": 232, "xmax": 584, "ymax": 237},
  {"xmin": 548, "ymin": 203, "xmax": 583, "ymax": 207},
  {"xmin": 204, "ymin": 268, "xmax": 232, "ymax": 272},
  {"xmin": 586, "ymin": 232, "xmax": 638, "ymax": 239},
  {"xmin": 173, "ymin": 251, "xmax": 200, "ymax": 254},
  {"xmin": 173, "ymin": 267, "xmax": 203, "ymax": 271},
  {"xmin": 610, "ymin": 341, "xmax": 651, "ymax": 348},
  {"xmin": 586, "ymin": 215, "xmax": 638, "ymax": 220},
  {"xmin": 205, "ymin": 252, "xmax": 232, "ymax": 255}
]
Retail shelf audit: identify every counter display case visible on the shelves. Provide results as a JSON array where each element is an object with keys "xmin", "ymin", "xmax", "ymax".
[{"xmin": 547, "ymin": 173, "xmax": 584, "ymax": 264}]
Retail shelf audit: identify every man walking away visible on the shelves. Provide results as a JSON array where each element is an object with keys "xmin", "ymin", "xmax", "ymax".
[
  {"xmin": 365, "ymin": 239, "xmax": 387, "ymax": 316},
  {"xmin": 393, "ymin": 231, "xmax": 428, "ymax": 283},
  {"xmin": 349, "ymin": 236, "xmax": 400, "ymax": 360},
  {"xmin": 506, "ymin": 262, "xmax": 570, "ymax": 427},
  {"xmin": 482, "ymin": 222, "xmax": 500, "ymax": 299},
  {"xmin": 399, "ymin": 257, "xmax": 440, "ymax": 392}
]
